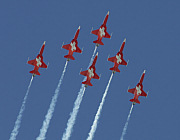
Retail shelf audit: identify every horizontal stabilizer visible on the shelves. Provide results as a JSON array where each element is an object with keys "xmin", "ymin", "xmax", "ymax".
[
  {"xmin": 82, "ymin": 80, "xmax": 93, "ymax": 86},
  {"xmin": 29, "ymin": 70, "xmax": 40, "ymax": 76},
  {"xmin": 93, "ymin": 40, "xmax": 104, "ymax": 45},
  {"xmin": 130, "ymin": 99, "xmax": 140, "ymax": 104},
  {"xmin": 64, "ymin": 55, "xmax": 75, "ymax": 60},
  {"xmin": 109, "ymin": 67, "xmax": 120, "ymax": 72}
]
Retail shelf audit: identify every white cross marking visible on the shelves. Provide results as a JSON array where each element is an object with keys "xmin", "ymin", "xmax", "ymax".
[
  {"xmin": 70, "ymin": 42, "xmax": 76, "ymax": 51},
  {"xmin": 136, "ymin": 85, "xmax": 142, "ymax": 95},
  {"xmin": 99, "ymin": 27, "xmax": 105, "ymax": 37},
  {"xmin": 36, "ymin": 57, "xmax": 42, "ymax": 67},
  {"xmin": 116, "ymin": 54, "xmax": 122, "ymax": 64},
  {"xmin": 88, "ymin": 68, "xmax": 94, "ymax": 78}
]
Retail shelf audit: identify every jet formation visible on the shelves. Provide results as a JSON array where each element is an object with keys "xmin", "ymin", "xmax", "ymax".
[
  {"xmin": 24, "ymin": 11, "xmax": 148, "ymax": 140},
  {"xmin": 27, "ymin": 41, "xmax": 48, "ymax": 77}
]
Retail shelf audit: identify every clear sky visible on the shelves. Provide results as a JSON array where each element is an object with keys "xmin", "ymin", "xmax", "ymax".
[{"xmin": 0, "ymin": 0, "xmax": 180, "ymax": 140}]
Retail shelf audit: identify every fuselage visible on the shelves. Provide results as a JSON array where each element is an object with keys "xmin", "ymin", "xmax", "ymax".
[
  {"xmin": 86, "ymin": 66, "xmax": 96, "ymax": 84},
  {"xmin": 67, "ymin": 39, "xmax": 78, "ymax": 56},
  {"xmin": 133, "ymin": 83, "xmax": 143, "ymax": 102},
  {"xmin": 33, "ymin": 54, "xmax": 43, "ymax": 72},
  {"xmin": 97, "ymin": 25, "xmax": 107, "ymax": 41}
]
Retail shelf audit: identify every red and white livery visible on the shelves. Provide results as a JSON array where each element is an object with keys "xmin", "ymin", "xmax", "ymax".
[
  {"xmin": 108, "ymin": 38, "xmax": 127, "ymax": 73},
  {"xmin": 62, "ymin": 26, "xmax": 82, "ymax": 61},
  {"xmin": 80, "ymin": 53, "xmax": 100, "ymax": 87},
  {"xmin": 27, "ymin": 41, "xmax": 47, "ymax": 76},
  {"xmin": 91, "ymin": 11, "xmax": 111, "ymax": 46},
  {"xmin": 128, "ymin": 70, "xmax": 147, "ymax": 105}
]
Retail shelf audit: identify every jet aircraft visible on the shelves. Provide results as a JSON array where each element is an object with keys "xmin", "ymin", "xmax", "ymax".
[
  {"xmin": 62, "ymin": 26, "xmax": 82, "ymax": 61},
  {"xmin": 80, "ymin": 53, "xmax": 100, "ymax": 87},
  {"xmin": 27, "ymin": 41, "xmax": 47, "ymax": 77},
  {"xmin": 108, "ymin": 38, "xmax": 127, "ymax": 73},
  {"xmin": 128, "ymin": 70, "xmax": 147, "ymax": 105}
]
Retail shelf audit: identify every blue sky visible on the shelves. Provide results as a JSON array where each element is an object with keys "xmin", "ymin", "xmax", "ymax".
[{"xmin": 0, "ymin": 0, "xmax": 180, "ymax": 140}]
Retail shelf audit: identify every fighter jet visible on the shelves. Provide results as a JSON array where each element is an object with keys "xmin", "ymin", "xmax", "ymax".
[
  {"xmin": 91, "ymin": 11, "xmax": 111, "ymax": 46},
  {"xmin": 62, "ymin": 26, "xmax": 82, "ymax": 61},
  {"xmin": 128, "ymin": 70, "xmax": 147, "ymax": 105},
  {"xmin": 80, "ymin": 53, "xmax": 100, "ymax": 87},
  {"xmin": 108, "ymin": 38, "xmax": 127, "ymax": 73},
  {"xmin": 27, "ymin": 41, "xmax": 48, "ymax": 77}
]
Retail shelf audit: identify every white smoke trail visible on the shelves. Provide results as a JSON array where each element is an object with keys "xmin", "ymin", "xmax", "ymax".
[
  {"xmin": 88, "ymin": 46, "xmax": 97, "ymax": 67},
  {"xmin": 87, "ymin": 73, "xmax": 114, "ymax": 140},
  {"xmin": 120, "ymin": 104, "xmax": 134, "ymax": 140},
  {"xmin": 9, "ymin": 76, "xmax": 34, "ymax": 140},
  {"xmin": 62, "ymin": 87, "xmax": 86, "ymax": 140},
  {"xmin": 62, "ymin": 46, "xmax": 97, "ymax": 140},
  {"xmin": 36, "ymin": 61, "xmax": 68, "ymax": 140}
]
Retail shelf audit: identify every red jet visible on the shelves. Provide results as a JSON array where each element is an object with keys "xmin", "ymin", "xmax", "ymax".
[
  {"xmin": 62, "ymin": 26, "xmax": 82, "ymax": 61},
  {"xmin": 91, "ymin": 11, "xmax": 111, "ymax": 46},
  {"xmin": 27, "ymin": 41, "xmax": 48, "ymax": 77},
  {"xmin": 80, "ymin": 53, "xmax": 100, "ymax": 87},
  {"xmin": 108, "ymin": 38, "xmax": 127, "ymax": 73},
  {"xmin": 128, "ymin": 70, "xmax": 147, "ymax": 105}
]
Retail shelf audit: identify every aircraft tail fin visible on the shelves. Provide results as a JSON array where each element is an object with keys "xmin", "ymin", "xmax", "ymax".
[
  {"xmin": 29, "ymin": 70, "xmax": 40, "ymax": 76},
  {"xmin": 93, "ymin": 40, "xmax": 104, "ymax": 45},
  {"xmin": 109, "ymin": 67, "xmax": 120, "ymax": 72},
  {"xmin": 82, "ymin": 80, "xmax": 93, "ymax": 86},
  {"xmin": 130, "ymin": 99, "xmax": 140, "ymax": 104},
  {"xmin": 64, "ymin": 55, "xmax": 75, "ymax": 60}
]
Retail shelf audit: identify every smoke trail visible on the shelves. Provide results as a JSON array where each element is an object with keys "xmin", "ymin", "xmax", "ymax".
[
  {"xmin": 120, "ymin": 104, "xmax": 134, "ymax": 140},
  {"xmin": 62, "ymin": 87, "xmax": 86, "ymax": 140},
  {"xmin": 36, "ymin": 61, "xmax": 68, "ymax": 140},
  {"xmin": 88, "ymin": 46, "xmax": 97, "ymax": 67},
  {"xmin": 9, "ymin": 76, "xmax": 34, "ymax": 140},
  {"xmin": 62, "ymin": 46, "xmax": 97, "ymax": 140},
  {"xmin": 87, "ymin": 73, "xmax": 114, "ymax": 140}
]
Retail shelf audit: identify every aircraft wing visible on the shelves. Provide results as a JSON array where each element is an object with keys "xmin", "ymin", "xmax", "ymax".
[
  {"xmin": 93, "ymin": 72, "xmax": 100, "ymax": 79},
  {"xmin": 40, "ymin": 61, "xmax": 47, "ymax": 68},
  {"xmin": 120, "ymin": 59, "xmax": 127, "ymax": 65},
  {"xmin": 62, "ymin": 44, "xmax": 71, "ymax": 50},
  {"xmin": 28, "ymin": 59, "xmax": 36, "ymax": 66},
  {"xmin": 140, "ymin": 90, "xmax": 147, "ymax": 97},
  {"xmin": 104, "ymin": 31, "xmax": 111, "ymax": 38},
  {"xmin": 128, "ymin": 88, "xmax": 135, "ymax": 94},
  {"xmin": 108, "ymin": 56, "xmax": 116, "ymax": 62},
  {"xmin": 74, "ymin": 45, "xmax": 82, "ymax": 53},
  {"xmin": 91, "ymin": 29, "xmax": 99, "ymax": 35},
  {"xmin": 80, "ymin": 70, "xmax": 88, "ymax": 76}
]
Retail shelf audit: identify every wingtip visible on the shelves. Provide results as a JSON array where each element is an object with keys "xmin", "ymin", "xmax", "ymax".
[
  {"xmin": 43, "ymin": 41, "xmax": 46, "ymax": 45},
  {"xmin": 123, "ymin": 38, "xmax": 126, "ymax": 42},
  {"xmin": 107, "ymin": 11, "xmax": 109, "ymax": 15},
  {"xmin": 78, "ymin": 26, "xmax": 80, "ymax": 30}
]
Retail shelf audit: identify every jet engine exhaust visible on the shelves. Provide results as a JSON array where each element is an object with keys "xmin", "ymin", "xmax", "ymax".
[
  {"xmin": 9, "ymin": 76, "xmax": 34, "ymax": 140},
  {"xmin": 87, "ymin": 73, "xmax": 114, "ymax": 140},
  {"xmin": 36, "ymin": 61, "xmax": 68, "ymax": 140},
  {"xmin": 120, "ymin": 104, "xmax": 134, "ymax": 140}
]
